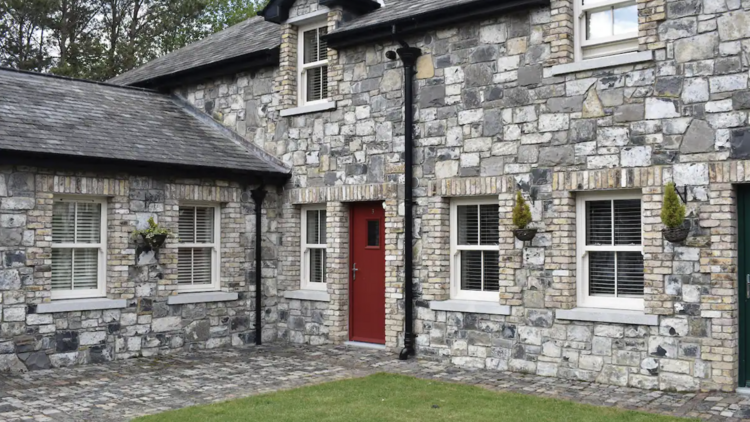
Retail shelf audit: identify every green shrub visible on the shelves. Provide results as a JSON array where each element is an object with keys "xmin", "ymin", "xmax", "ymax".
[
  {"xmin": 661, "ymin": 182, "xmax": 686, "ymax": 229},
  {"xmin": 512, "ymin": 191, "xmax": 532, "ymax": 229}
]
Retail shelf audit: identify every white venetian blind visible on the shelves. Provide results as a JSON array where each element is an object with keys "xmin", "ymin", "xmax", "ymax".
[
  {"xmin": 178, "ymin": 206, "xmax": 216, "ymax": 287},
  {"xmin": 51, "ymin": 201, "xmax": 102, "ymax": 292},
  {"xmin": 304, "ymin": 209, "xmax": 327, "ymax": 285},
  {"xmin": 585, "ymin": 199, "xmax": 644, "ymax": 297},
  {"xmin": 302, "ymin": 26, "xmax": 329, "ymax": 103},
  {"xmin": 457, "ymin": 204, "xmax": 499, "ymax": 292}
]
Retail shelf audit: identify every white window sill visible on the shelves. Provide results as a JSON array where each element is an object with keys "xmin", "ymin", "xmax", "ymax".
[
  {"xmin": 429, "ymin": 299, "xmax": 510, "ymax": 315},
  {"xmin": 283, "ymin": 289, "xmax": 330, "ymax": 302},
  {"xmin": 167, "ymin": 291, "xmax": 238, "ymax": 305},
  {"xmin": 37, "ymin": 298, "xmax": 127, "ymax": 314},
  {"xmin": 555, "ymin": 308, "xmax": 658, "ymax": 326},
  {"xmin": 280, "ymin": 101, "xmax": 336, "ymax": 117},
  {"xmin": 549, "ymin": 51, "xmax": 654, "ymax": 76}
]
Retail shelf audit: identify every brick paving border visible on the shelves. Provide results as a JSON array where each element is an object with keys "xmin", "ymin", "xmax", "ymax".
[{"xmin": 0, "ymin": 344, "xmax": 749, "ymax": 421}]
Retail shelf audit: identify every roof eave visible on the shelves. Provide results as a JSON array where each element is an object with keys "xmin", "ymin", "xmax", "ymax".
[
  {"xmin": 123, "ymin": 47, "xmax": 280, "ymax": 90},
  {"xmin": 0, "ymin": 149, "xmax": 291, "ymax": 185},
  {"xmin": 324, "ymin": 0, "xmax": 551, "ymax": 49}
]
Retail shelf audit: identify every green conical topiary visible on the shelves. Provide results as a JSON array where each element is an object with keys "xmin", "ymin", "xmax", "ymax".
[
  {"xmin": 512, "ymin": 191, "xmax": 532, "ymax": 229},
  {"xmin": 661, "ymin": 182, "xmax": 686, "ymax": 229}
]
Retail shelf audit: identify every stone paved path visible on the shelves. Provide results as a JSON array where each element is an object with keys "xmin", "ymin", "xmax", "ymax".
[{"xmin": 1, "ymin": 344, "xmax": 749, "ymax": 421}]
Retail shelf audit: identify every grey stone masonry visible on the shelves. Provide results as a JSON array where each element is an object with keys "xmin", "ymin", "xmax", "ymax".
[
  {"xmin": 0, "ymin": 166, "xmax": 280, "ymax": 371},
  {"xmin": 170, "ymin": 0, "xmax": 750, "ymax": 393}
]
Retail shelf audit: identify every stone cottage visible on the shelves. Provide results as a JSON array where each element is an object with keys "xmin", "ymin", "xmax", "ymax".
[{"xmin": 4, "ymin": 0, "xmax": 750, "ymax": 393}]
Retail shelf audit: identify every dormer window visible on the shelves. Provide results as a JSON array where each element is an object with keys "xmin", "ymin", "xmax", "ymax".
[{"xmin": 298, "ymin": 23, "xmax": 329, "ymax": 106}]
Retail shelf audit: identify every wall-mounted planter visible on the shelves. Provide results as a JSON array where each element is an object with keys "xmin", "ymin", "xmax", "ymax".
[
  {"xmin": 513, "ymin": 228, "xmax": 538, "ymax": 242},
  {"xmin": 141, "ymin": 233, "xmax": 168, "ymax": 251},
  {"xmin": 662, "ymin": 227, "xmax": 689, "ymax": 244}
]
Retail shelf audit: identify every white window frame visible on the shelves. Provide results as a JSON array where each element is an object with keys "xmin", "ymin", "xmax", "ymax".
[
  {"xmin": 297, "ymin": 21, "xmax": 329, "ymax": 107},
  {"xmin": 51, "ymin": 196, "xmax": 107, "ymax": 300},
  {"xmin": 175, "ymin": 203, "xmax": 221, "ymax": 293},
  {"xmin": 301, "ymin": 204, "xmax": 327, "ymax": 291},
  {"xmin": 574, "ymin": 0, "xmax": 638, "ymax": 61},
  {"xmin": 576, "ymin": 190, "xmax": 644, "ymax": 311},
  {"xmin": 450, "ymin": 197, "xmax": 500, "ymax": 302}
]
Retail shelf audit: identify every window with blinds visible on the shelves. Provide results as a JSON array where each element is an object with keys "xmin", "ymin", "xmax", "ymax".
[
  {"xmin": 577, "ymin": 193, "xmax": 644, "ymax": 310},
  {"xmin": 299, "ymin": 24, "xmax": 329, "ymax": 105},
  {"xmin": 302, "ymin": 206, "xmax": 327, "ymax": 290},
  {"xmin": 451, "ymin": 199, "xmax": 499, "ymax": 300},
  {"xmin": 51, "ymin": 198, "xmax": 106, "ymax": 299},
  {"xmin": 176, "ymin": 205, "xmax": 219, "ymax": 291}
]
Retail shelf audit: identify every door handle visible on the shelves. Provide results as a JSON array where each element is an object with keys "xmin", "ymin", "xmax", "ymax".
[
  {"xmin": 353, "ymin": 263, "xmax": 358, "ymax": 281},
  {"xmin": 746, "ymin": 274, "xmax": 749, "ymax": 299}
]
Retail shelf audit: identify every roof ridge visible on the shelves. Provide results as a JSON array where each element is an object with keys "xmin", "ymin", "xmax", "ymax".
[{"xmin": 0, "ymin": 67, "xmax": 159, "ymax": 93}]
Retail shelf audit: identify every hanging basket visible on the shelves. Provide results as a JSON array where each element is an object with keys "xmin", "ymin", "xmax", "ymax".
[
  {"xmin": 513, "ymin": 228, "xmax": 538, "ymax": 242},
  {"xmin": 662, "ymin": 227, "xmax": 689, "ymax": 244},
  {"xmin": 141, "ymin": 233, "xmax": 168, "ymax": 250}
]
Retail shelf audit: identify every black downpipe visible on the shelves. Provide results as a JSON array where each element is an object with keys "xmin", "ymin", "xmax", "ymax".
[
  {"xmin": 390, "ymin": 40, "xmax": 421, "ymax": 361},
  {"xmin": 251, "ymin": 187, "xmax": 267, "ymax": 345}
]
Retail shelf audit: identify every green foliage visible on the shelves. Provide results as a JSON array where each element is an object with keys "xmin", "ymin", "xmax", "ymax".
[
  {"xmin": 131, "ymin": 217, "xmax": 173, "ymax": 243},
  {"xmin": 133, "ymin": 373, "xmax": 693, "ymax": 422},
  {"xmin": 512, "ymin": 191, "xmax": 532, "ymax": 229},
  {"xmin": 661, "ymin": 182, "xmax": 686, "ymax": 229},
  {"xmin": 0, "ymin": 0, "xmax": 269, "ymax": 80}
]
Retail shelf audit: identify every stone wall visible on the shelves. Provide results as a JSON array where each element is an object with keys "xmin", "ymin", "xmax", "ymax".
[
  {"xmin": 170, "ymin": 0, "xmax": 750, "ymax": 392},
  {"xmin": 0, "ymin": 166, "xmax": 279, "ymax": 371}
]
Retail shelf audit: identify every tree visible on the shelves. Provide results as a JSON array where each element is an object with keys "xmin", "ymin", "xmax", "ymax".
[
  {"xmin": 49, "ymin": 0, "xmax": 103, "ymax": 77},
  {"xmin": 0, "ymin": 0, "xmax": 55, "ymax": 71},
  {"xmin": 661, "ymin": 182, "xmax": 686, "ymax": 229},
  {"xmin": 512, "ymin": 191, "xmax": 532, "ymax": 229},
  {"xmin": 0, "ymin": 0, "xmax": 269, "ymax": 80}
]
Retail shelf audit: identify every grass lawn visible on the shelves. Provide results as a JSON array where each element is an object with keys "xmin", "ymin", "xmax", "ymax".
[{"xmin": 134, "ymin": 373, "xmax": 695, "ymax": 422}]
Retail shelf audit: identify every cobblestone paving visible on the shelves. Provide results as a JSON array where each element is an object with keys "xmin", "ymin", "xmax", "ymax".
[{"xmin": 1, "ymin": 344, "xmax": 749, "ymax": 421}]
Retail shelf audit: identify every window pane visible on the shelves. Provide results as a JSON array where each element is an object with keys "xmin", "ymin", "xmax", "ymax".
[
  {"xmin": 195, "ymin": 207, "xmax": 214, "ymax": 243},
  {"xmin": 307, "ymin": 210, "xmax": 321, "ymax": 244},
  {"xmin": 614, "ymin": 199, "xmax": 641, "ymax": 245},
  {"xmin": 613, "ymin": 4, "xmax": 638, "ymax": 35},
  {"xmin": 586, "ymin": 9, "xmax": 612, "ymax": 40},
  {"xmin": 479, "ymin": 204, "xmax": 499, "ymax": 246},
  {"xmin": 306, "ymin": 66, "xmax": 328, "ymax": 102},
  {"xmin": 483, "ymin": 251, "xmax": 499, "ymax": 292},
  {"xmin": 178, "ymin": 248, "xmax": 212, "ymax": 285},
  {"xmin": 76, "ymin": 203, "xmax": 101, "ymax": 243},
  {"xmin": 617, "ymin": 251, "xmax": 644, "ymax": 297},
  {"xmin": 319, "ymin": 210, "xmax": 327, "ymax": 243},
  {"xmin": 589, "ymin": 251, "xmax": 615, "ymax": 296},
  {"xmin": 460, "ymin": 250, "xmax": 483, "ymax": 291},
  {"xmin": 457, "ymin": 205, "xmax": 478, "ymax": 245},
  {"xmin": 73, "ymin": 248, "xmax": 99, "ymax": 290},
  {"xmin": 309, "ymin": 249, "xmax": 326, "ymax": 283},
  {"xmin": 586, "ymin": 201, "xmax": 612, "ymax": 245},
  {"xmin": 303, "ymin": 29, "xmax": 319, "ymax": 63},
  {"xmin": 318, "ymin": 26, "xmax": 328, "ymax": 60},
  {"xmin": 178, "ymin": 208, "xmax": 196, "ymax": 243},
  {"xmin": 367, "ymin": 220, "xmax": 380, "ymax": 247},
  {"xmin": 52, "ymin": 249, "xmax": 73, "ymax": 291},
  {"xmin": 52, "ymin": 202, "xmax": 76, "ymax": 243},
  {"xmin": 179, "ymin": 207, "xmax": 214, "ymax": 244}
]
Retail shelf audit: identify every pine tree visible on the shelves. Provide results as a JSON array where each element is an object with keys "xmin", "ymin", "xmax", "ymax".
[
  {"xmin": 661, "ymin": 182, "xmax": 686, "ymax": 229},
  {"xmin": 512, "ymin": 191, "xmax": 532, "ymax": 229}
]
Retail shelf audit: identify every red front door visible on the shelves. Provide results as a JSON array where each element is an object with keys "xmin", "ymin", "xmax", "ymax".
[{"xmin": 350, "ymin": 202, "xmax": 386, "ymax": 344}]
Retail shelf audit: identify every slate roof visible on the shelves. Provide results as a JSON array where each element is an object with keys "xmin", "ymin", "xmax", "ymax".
[
  {"xmin": 109, "ymin": 16, "xmax": 280, "ymax": 87},
  {"xmin": 330, "ymin": 0, "xmax": 481, "ymax": 33},
  {"xmin": 0, "ymin": 68, "xmax": 290, "ymax": 177}
]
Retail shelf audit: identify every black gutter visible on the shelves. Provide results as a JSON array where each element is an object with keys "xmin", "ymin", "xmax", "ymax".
[
  {"xmin": 0, "ymin": 149, "xmax": 290, "ymax": 185},
  {"xmin": 251, "ymin": 187, "xmax": 267, "ymax": 346},
  {"xmin": 388, "ymin": 40, "xmax": 421, "ymax": 361},
  {"xmin": 324, "ymin": 0, "xmax": 550, "ymax": 50},
  {"xmin": 128, "ymin": 47, "xmax": 280, "ymax": 90}
]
